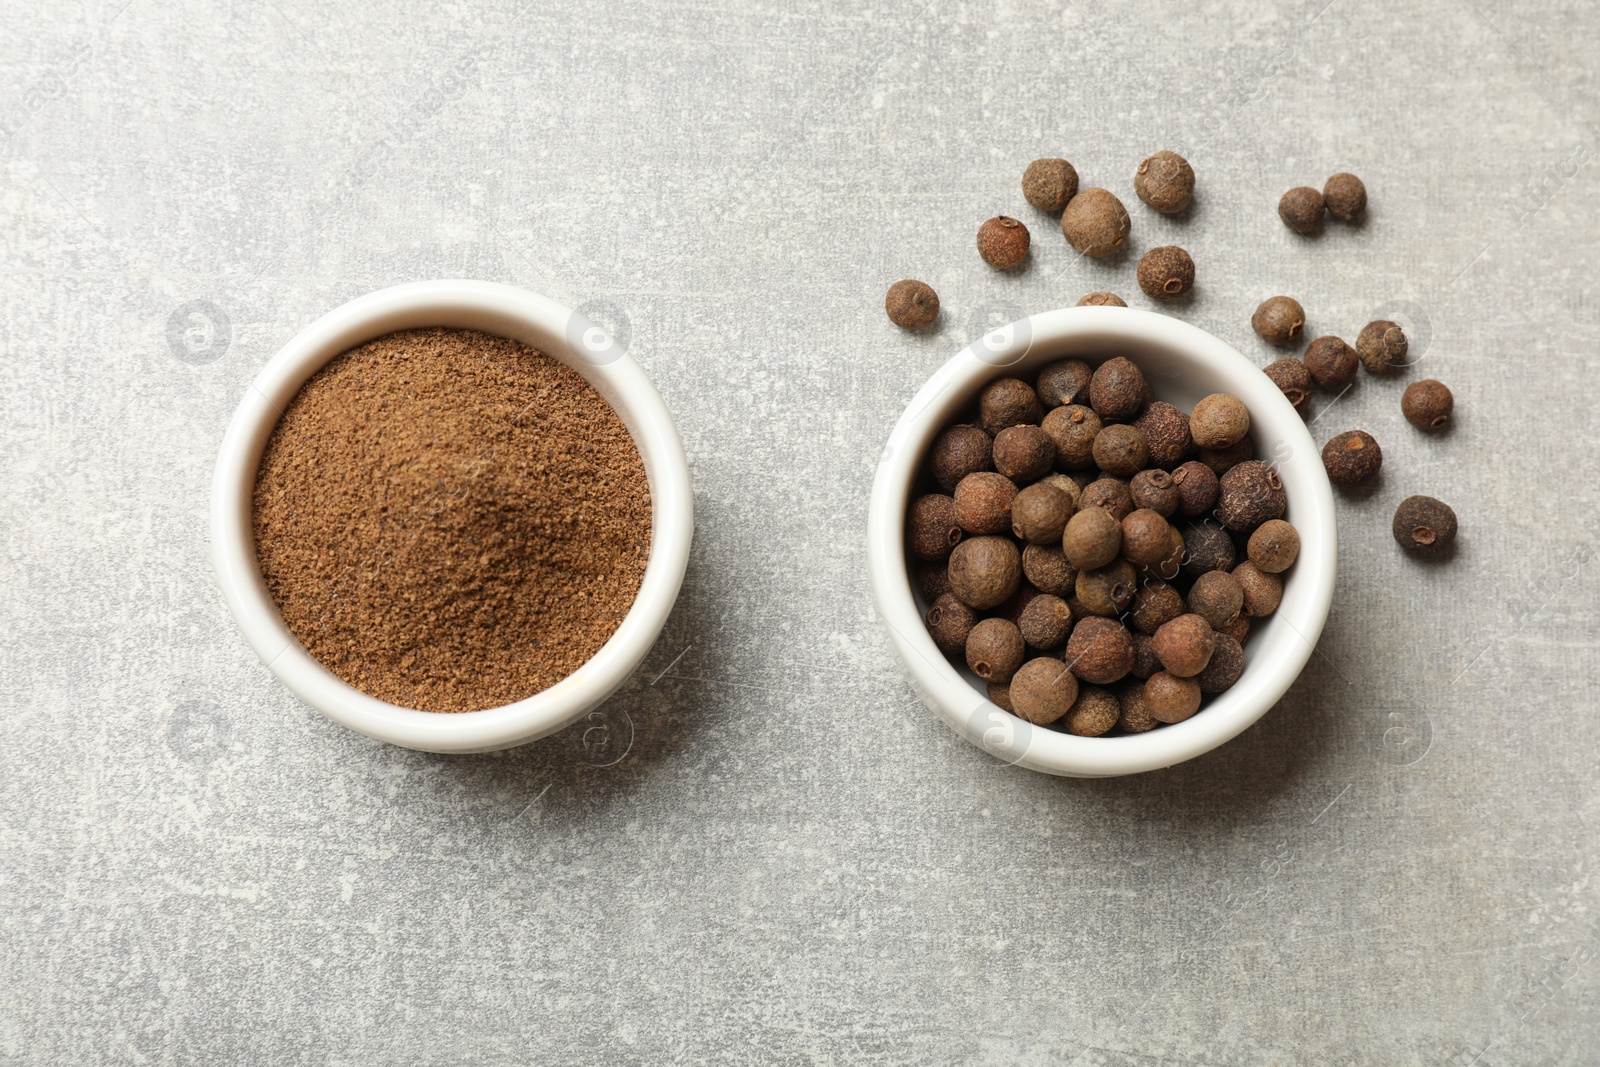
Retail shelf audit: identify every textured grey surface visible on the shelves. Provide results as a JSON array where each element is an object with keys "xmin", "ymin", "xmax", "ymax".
[{"xmin": 2, "ymin": 0, "xmax": 1599, "ymax": 1063}]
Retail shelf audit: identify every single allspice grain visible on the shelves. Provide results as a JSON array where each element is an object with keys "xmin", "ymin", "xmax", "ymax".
[
  {"xmin": 1247, "ymin": 519, "xmax": 1300, "ymax": 573},
  {"xmin": 1009, "ymin": 657, "xmax": 1079, "ymax": 725},
  {"xmin": 1130, "ymin": 468, "xmax": 1180, "ymax": 517},
  {"xmin": 1062, "ymin": 506, "xmax": 1122, "ymax": 571},
  {"xmin": 1011, "ymin": 482, "xmax": 1074, "ymax": 545},
  {"xmin": 1145, "ymin": 672, "xmax": 1202, "ymax": 724},
  {"xmin": 929, "ymin": 424, "xmax": 993, "ymax": 491},
  {"xmin": 1323, "ymin": 172, "xmax": 1367, "ymax": 222},
  {"xmin": 1152, "ymin": 614, "xmax": 1216, "ymax": 678},
  {"xmin": 1023, "ymin": 158, "xmax": 1080, "ymax": 214},
  {"xmin": 1218, "ymin": 614, "xmax": 1250, "ymax": 644},
  {"xmin": 1042, "ymin": 404, "xmax": 1102, "ymax": 469},
  {"xmin": 953, "ymin": 471, "xmax": 1018, "ymax": 534},
  {"xmin": 1190, "ymin": 393, "xmax": 1251, "ymax": 450},
  {"xmin": 1131, "ymin": 580, "xmax": 1185, "ymax": 635},
  {"xmin": 1181, "ymin": 520, "xmax": 1237, "ymax": 578},
  {"xmin": 1063, "ymin": 685, "xmax": 1121, "ymax": 737},
  {"xmin": 1188, "ymin": 570, "xmax": 1244, "ymax": 630},
  {"xmin": 1195, "ymin": 634, "xmax": 1245, "ymax": 695},
  {"xmin": 908, "ymin": 494, "xmax": 963, "ymax": 561},
  {"xmin": 1321, "ymin": 430, "xmax": 1383, "ymax": 487},
  {"xmin": 1117, "ymin": 679, "xmax": 1158, "ymax": 732},
  {"xmin": 1402, "ymin": 379, "xmax": 1454, "ymax": 430},
  {"xmin": 966, "ymin": 617, "xmax": 1025, "ymax": 683},
  {"xmin": 1134, "ymin": 150, "xmax": 1195, "ymax": 214},
  {"xmin": 992, "ymin": 424, "xmax": 1056, "ymax": 482},
  {"xmin": 1264, "ymin": 358, "xmax": 1313, "ymax": 412},
  {"xmin": 1022, "ymin": 544, "xmax": 1077, "ymax": 597},
  {"xmin": 987, "ymin": 681, "xmax": 1014, "ymax": 713},
  {"xmin": 1232, "ymin": 562, "xmax": 1283, "ymax": 617},
  {"xmin": 1075, "ymin": 560, "xmax": 1138, "ymax": 617},
  {"xmin": 1172, "ymin": 461, "xmax": 1219, "ymax": 517},
  {"xmin": 1079, "ymin": 477, "xmax": 1134, "ymax": 521},
  {"xmin": 1278, "ymin": 186, "xmax": 1326, "ymax": 235},
  {"xmin": 1129, "ymin": 632, "xmax": 1162, "ymax": 680},
  {"xmin": 1252, "ymin": 296, "xmax": 1306, "ymax": 346},
  {"xmin": 978, "ymin": 378, "xmax": 1043, "ymax": 436},
  {"xmin": 1137, "ymin": 246, "xmax": 1196, "ymax": 300},
  {"xmin": 1037, "ymin": 359, "xmax": 1093, "ymax": 408},
  {"xmin": 1356, "ymin": 320, "xmax": 1409, "ymax": 374},
  {"xmin": 1065, "ymin": 616, "xmax": 1135, "ymax": 684},
  {"xmin": 978, "ymin": 216, "xmax": 1031, "ymax": 270},
  {"xmin": 1217, "ymin": 461, "xmax": 1287, "ymax": 532},
  {"xmin": 1061, "ymin": 188, "xmax": 1131, "ymax": 257},
  {"xmin": 1092, "ymin": 423, "xmax": 1151, "ymax": 478},
  {"xmin": 1089, "ymin": 356, "xmax": 1148, "ymax": 422},
  {"xmin": 1133, "ymin": 401, "xmax": 1192, "ymax": 468},
  {"xmin": 1303, "ymin": 335, "xmax": 1359, "ymax": 391},
  {"xmin": 1393, "ymin": 496, "xmax": 1458, "ymax": 559},
  {"xmin": 947, "ymin": 536, "xmax": 1021, "ymax": 610},
  {"xmin": 1078, "ymin": 291, "xmax": 1127, "ymax": 307},
  {"xmin": 926, "ymin": 593, "xmax": 977, "ymax": 656},
  {"xmin": 885, "ymin": 279, "xmax": 940, "ymax": 330},
  {"xmin": 1121, "ymin": 509, "xmax": 1173, "ymax": 568},
  {"xmin": 1019, "ymin": 594, "xmax": 1074, "ymax": 650},
  {"xmin": 917, "ymin": 563, "xmax": 950, "ymax": 601}
]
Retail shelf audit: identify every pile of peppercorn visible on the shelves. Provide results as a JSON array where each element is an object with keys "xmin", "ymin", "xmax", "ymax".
[{"xmin": 908, "ymin": 357, "xmax": 1300, "ymax": 735}]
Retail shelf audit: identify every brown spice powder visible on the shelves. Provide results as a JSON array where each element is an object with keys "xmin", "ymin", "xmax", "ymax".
[{"xmin": 252, "ymin": 327, "xmax": 651, "ymax": 713}]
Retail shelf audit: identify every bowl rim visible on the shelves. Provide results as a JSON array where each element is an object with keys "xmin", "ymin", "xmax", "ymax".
[
  {"xmin": 209, "ymin": 279, "xmax": 693, "ymax": 753},
  {"xmin": 866, "ymin": 305, "xmax": 1337, "ymax": 777}
]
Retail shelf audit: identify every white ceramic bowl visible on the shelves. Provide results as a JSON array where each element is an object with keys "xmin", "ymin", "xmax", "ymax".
[
  {"xmin": 868, "ymin": 306, "xmax": 1337, "ymax": 777},
  {"xmin": 210, "ymin": 280, "xmax": 693, "ymax": 753}
]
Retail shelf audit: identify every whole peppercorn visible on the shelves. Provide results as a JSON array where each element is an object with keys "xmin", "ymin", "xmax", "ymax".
[
  {"xmin": 1172, "ymin": 461, "xmax": 1220, "ymax": 517},
  {"xmin": 1356, "ymin": 320, "xmax": 1408, "ymax": 374},
  {"xmin": 917, "ymin": 562, "xmax": 951, "ymax": 601},
  {"xmin": 1247, "ymin": 519, "xmax": 1300, "ymax": 573},
  {"xmin": 1195, "ymin": 634, "xmax": 1245, "ymax": 695},
  {"xmin": 1078, "ymin": 291, "xmax": 1127, "ymax": 307},
  {"xmin": 1182, "ymin": 520, "xmax": 1238, "ymax": 578},
  {"xmin": 1009, "ymin": 657, "xmax": 1079, "ymax": 725},
  {"xmin": 953, "ymin": 471, "xmax": 1018, "ymax": 534},
  {"xmin": 1091, "ymin": 423, "xmax": 1151, "ymax": 478},
  {"xmin": 1151, "ymin": 614, "xmax": 1216, "ymax": 678},
  {"xmin": 1063, "ymin": 685, "xmax": 1121, "ymax": 737},
  {"xmin": 1129, "ymin": 632, "xmax": 1162, "ymax": 680},
  {"xmin": 1402, "ymin": 379, "xmax": 1453, "ymax": 430},
  {"xmin": 947, "ymin": 536, "xmax": 1021, "ymax": 610},
  {"xmin": 1134, "ymin": 150, "xmax": 1195, "ymax": 214},
  {"xmin": 978, "ymin": 216, "xmax": 1031, "ymax": 270},
  {"xmin": 1278, "ymin": 186, "xmax": 1326, "ymax": 235},
  {"xmin": 1075, "ymin": 560, "xmax": 1138, "ymax": 617},
  {"xmin": 1392, "ymin": 496, "xmax": 1458, "ymax": 559},
  {"xmin": 1011, "ymin": 482, "xmax": 1073, "ymax": 545},
  {"xmin": 1019, "ymin": 593, "xmax": 1074, "ymax": 650},
  {"xmin": 1022, "ymin": 158, "xmax": 1079, "ymax": 214},
  {"xmin": 1321, "ymin": 430, "xmax": 1382, "ymax": 487},
  {"xmin": 987, "ymin": 681, "xmax": 1014, "ymax": 713},
  {"xmin": 1198, "ymin": 438, "xmax": 1256, "ymax": 475},
  {"xmin": 908, "ymin": 493, "xmax": 963, "ymax": 561},
  {"xmin": 978, "ymin": 378, "xmax": 1043, "ymax": 436},
  {"xmin": 1303, "ymin": 336, "xmax": 1358, "ymax": 391},
  {"xmin": 1037, "ymin": 359, "xmax": 1092, "ymax": 408},
  {"xmin": 1146, "ymin": 525, "xmax": 1186, "ymax": 582},
  {"xmin": 1252, "ymin": 296, "xmax": 1306, "ymax": 346},
  {"xmin": 1061, "ymin": 187, "xmax": 1131, "ymax": 257},
  {"xmin": 1130, "ymin": 468, "xmax": 1180, "ymax": 517},
  {"xmin": 1132, "ymin": 401, "xmax": 1192, "ymax": 468},
  {"xmin": 1145, "ymin": 672, "xmax": 1202, "ymax": 724},
  {"xmin": 1233, "ymin": 562, "xmax": 1283, "ymax": 616},
  {"xmin": 1062, "ymin": 506, "xmax": 1122, "ymax": 570},
  {"xmin": 885, "ymin": 279, "xmax": 940, "ymax": 330},
  {"xmin": 966, "ymin": 618, "xmax": 1025, "ymax": 683},
  {"xmin": 1038, "ymin": 473, "xmax": 1082, "ymax": 507},
  {"xmin": 1131, "ymin": 580, "xmax": 1185, "ymax": 635},
  {"xmin": 1022, "ymin": 544, "xmax": 1077, "ymax": 597},
  {"xmin": 993, "ymin": 424, "xmax": 1056, "ymax": 482},
  {"xmin": 1187, "ymin": 570, "xmax": 1244, "ymax": 629},
  {"xmin": 1217, "ymin": 613, "xmax": 1250, "ymax": 644},
  {"xmin": 1323, "ymin": 172, "xmax": 1367, "ymax": 222},
  {"xmin": 1065, "ymin": 616, "xmax": 1135, "ymax": 684},
  {"xmin": 1217, "ymin": 461, "xmax": 1287, "ymax": 532},
  {"xmin": 1121, "ymin": 509, "xmax": 1172, "ymax": 568},
  {"xmin": 1190, "ymin": 393, "xmax": 1251, "ymax": 450},
  {"xmin": 1264, "ymin": 358, "xmax": 1313, "ymax": 412},
  {"xmin": 929, "ymin": 424, "xmax": 994, "ymax": 492},
  {"xmin": 1137, "ymin": 246, "xmax": 1196, "ymax": 300},
  {"xmin": 926, "ymin": 593, "xmax": 978, "ymax": 655},
  {"xmin": 1117, "ymin": 678, "xmax": 1158, "ymax": 731},
  {"xmin": 1041, "ymin": 404, "xmax": 1102, "ymax": 469},
  {"xmin": 1088, "ymin": 357, "xmax": 1148, "ymax": 422},
  {"xmin": 1079, "ymin": 477, "xmax": 1134, "ymax": 522}
]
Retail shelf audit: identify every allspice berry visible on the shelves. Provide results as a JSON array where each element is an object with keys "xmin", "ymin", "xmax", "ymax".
[
  {"xmin": 1117, "ymin": 679, "xmax": 1158, "ymax": 732},
  {"xmin": 1233, "ymin": 562, "xmax": 1283, "ymax": 617},
  {"xmin": 987, "ymin": 681, "xmax": 1014, "ymax": 713},
  {"xmin": 1218, "ymin": 614, "xmax": 1250, "ymax": 644},
  {"xmin": 1278, "ymin": 185, "xmax": 1326, "ymax": 235},
  {"xmin": 1134, "ymin": 150, "xmax": 1195, "ymax": 214},
  {"xmin": 1061, "ymin": 187, "xmax": 1131, "ymax": 257},
  {"xmin": 1133, "ymin": 401, "xmax": 1192, "ymax": 468},
  {"xmin": 1019, "ymin": 593, "xmax": 1074, "ymax": 650},
  {"xmin": 1321, "ymin": 430, "xmax": 1382, "ymax": 487},
  {"xmin": 1190, "ymin": 393, "xmax": 1251, "ymax": 450},
  {"xmin": 1091, "ymin": 423, "xmax": 1151, "ymax": 478},
  {"xmin": 1041, "ymin": 404, "xmax": 1102, "ymax": 469},
  {"xmin": 1131, "ymin": 580, "xmax": 1185, "ymax": 636},
  {"xmin": 978, "ymin": 215, "xmax": 1031, "ymax": 270},
  {"xmin": 1151, "ymin": 614, "xmax": 1216, "ymax": 678},
  {"xmin": 926, "ymin": 593, "xmax": 977, "ymax": 656},
  {"xmin": 917, "ymin": 562, "xmax": 951, "ymax": 601},
  {"xmin": 1137, "ymin": 246, "xmax": 1196, "ymax": 300},
  {"xmin": 1402, "ymin": 379, "xmax": 1453, "ymax": 430},
  {"xmin": 1197, "ymin": 437, "xmax": 1255, "ymax": 475},
  {"xmin": 1392, "ymin": 496, "xmax": 1457, "ymax": 559},
  {"xmin": 1037, "ymin": 359, "xmax": 1092, "ymax": 408},
  {"xmin": 947, "ymin": 536, "xmax": 1021, "ymax": 610},
  {"xmin": 885, "ymin": 279, "xmax": 940, "ymax": 330},
  {"xmin": 1252, "ymin": 296, "xmax": 1306, "ymax": 346},
  {"xmin": 953, "ymin": 471, "xmax": 1018, "ymax": 534},
  {"xmin": 1075, "ymin": 560, "xmax": 1138, "ymax": 617},
  {"xmin": 1089, "ymin": 357, "xmax": 1148, "ymax": 422},
  {"xmin": 978, "ymin": 378, "xmax": 1043, "ymax": 436},
  {"xmin": 1264, "ymin": 358, "xmax": 1313, "ymax": 412},
  {"xmin": 966, "ymin": 617, "xmax": 1026, "ymax": 683},
  {"xmin": 1023, "ymin": 158, "xmax": 1079, "ymax": 214},
  {"xmin": 992, "ymin": 424, "xmax": 1055, "ymax": 482},
  {"xmin": 1247, "ymin": 519, "xmax": 1300, "ymax": 573},
  {"xmin": 1130, "ymin": 468, "xmax": 1180, "ymax": 516},
  {"xmin": 929, "ymin": 424, "xmax": 994, "ymax": 492},
  {"xmin": 1062, "ymin": 506, "xmax": 1122, "ymax": 571},
  {"xmin": 908, "ymin": 493, "xmax": 963, "ymax": 561},
  {"xmin": 1063, "ymin": 686, "xmax": 1121, "ymax": 737},
  {"xmin": 1181, "ymin": 520, "xmax": 1237, "ymax": 578},
  {"xmin": 1323, "ymin": 172, "xmax": 1367, "ymax": 222},
  {"xmin": 1195, "ymin": 634, "xmax": 1245, "ymax": 695},
  {"xmin": 1022, "ymin": 544, "xmax": 1077, "ymax": 597},
  {"xmin": 1129, "ymin": 632, "xmax": 1162, "ymax": 680},
  {"xmin": 1009, "ymin": 657, "xmax": 1079, "ymax": 725},
  {"xmin": 1064, "ymin": 616, "xmax": 1135, "ymax": 684},
  {"xmin": 1172, "ymin": 461, "xmax": 1220, "ymax": 518},
  {"xmin": 1356, "ymin": 320, "xmax": 1408, "ymax": 374},
  {"xmin": 1145, "ymin": 672, "xmax": 1202, "ymax": 724},
  {"xmin": 1303, "ymin": 336, "xmax": 1358, "ymax": 391},
  {"xmin": 1188, "ymin": 570, "xmax": 1244, "ymax": 629},
  {"xmin": 1078, "ymin": 291, "xmax": 1127, "ymax": 307},
  {"xmin": 1217, "ymin": 461, "xmax": 1286, "ymax": 532},
  {"xmin": 1121, "ymin": 509, "xmax": 1172, "ymax": 568},
  {"xmin": 1011, "ymin": 482, "xmax": 1073, "ymax": 545},
  {"xmin": 1079, "ymin": 478, "xmax": 1134, "ymax": 522}
]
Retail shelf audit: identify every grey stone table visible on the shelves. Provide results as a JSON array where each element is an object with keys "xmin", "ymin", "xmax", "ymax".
[{"xmin": 3, "ymin": 0, "xmax": 1597, "ymax": 1063}]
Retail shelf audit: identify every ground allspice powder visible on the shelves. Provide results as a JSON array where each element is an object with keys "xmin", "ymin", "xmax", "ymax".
[{"xmin": 253, "ymin": 327, "xmax": 652, "ymax": 713}]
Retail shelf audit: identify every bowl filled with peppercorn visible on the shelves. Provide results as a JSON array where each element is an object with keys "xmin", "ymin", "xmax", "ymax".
[{"xmin": 868, "ymin": 305, "xmax": 1337, "ymax": 777}]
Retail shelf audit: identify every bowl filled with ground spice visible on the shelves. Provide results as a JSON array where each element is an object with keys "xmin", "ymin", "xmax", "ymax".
[
  {"xmin": 868, "ymin": 306, "xmax": 1337, "ymax": 777},
  {"xmin": 211, "ymin": 280, "xmax": 693, "ymax": 753}
]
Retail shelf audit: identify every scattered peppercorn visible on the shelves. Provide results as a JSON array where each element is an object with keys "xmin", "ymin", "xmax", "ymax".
[
  {"xmin": 1077, "ymin": 291, "xmax": 1127, "ymax": 307},
  {"xmin": 1172, "ymin": 461, "xmax": 1219, "ymax": 517},
  {"xmin": 978, "ymin": 216, "xmax": 1031, "ymax": 270},
  {"xmin": 966, "ymin": 618, "xmax": 1025, "ymax": 683},
  {"xmin": 1037, "ymin": 359, "xmax": 1092, "ymax": 408},
  {"xmin": 1022, "ymin": 158, "xmax": 1079, "ymax": 214},
  {"xmin": 1145, "ymin": 672, "xmax": 1202, "ymax": 723},
  {"xmin": 1321, "ymin": 430, "xmax": 1382, "ymax": 487},
  {"xmin": 1021, "ymin": 544, "xmax": 1077, "ymax": 597},
  {"xmin": 1129, "ymin": 468, "xmax": 1180, "ymax": 517},
  {"xmin": 978, "ymin": 378, "xmax": 1043, "ymax": 436},
  {"xmin": 1134, "ymin": 150, "xmax": 1195, "ymax": 214},
  {"xmin": 885, "ymin": 279, "xmax": 940, "ymax": 330},
  {"xmin": 1117, "ymin": 678, "xmax": 1158, "ymax": 731},
  {"xmin": 1089, "ymin": 357, "xmax": 1148, "ymax": 422},
  {"xmin": 1217, "ymin": 460, "xmax": 1286, "ymax": 532},
  {"xmin": 1323, "ymin": 172, "xmax": 1367, "ymax": 222},
  {"xmin": 1356, "ymin": 320, "xmax": 1408, "ymax": 374},
  {"xmin": 1092, "ymin": 423, "xmax": 1151, "ymax": 478},
  {"xmin": 1062, "ymin": 506, "xmax": 1122, "ymax": 570},
  {"xmin": 1303, "ymin": 336, "xmax": 1358, "ymax": 391},
  {"xmin": 1247, "ymin": 519, "xmax": 1300, "ymax": 573},
  {"xmin": 1152, "ymin": 614, "xmax": 1216, "ymax": 678},
  {"xmin": 947, "ymin": 535, "xmax": 1021, "ymax": 610},
  {"xmin": 1252, "ymin": 296, "xmax": 1306, "ymax": 346},
  {"xmin": 1278, "ymin": 186, "xmax": 1325, "ymax": 235},
  {"xmin": 952, "ymin": 471, "xmax": 1017, "ymax": 534},
  {"xmin": 1061, "ymin": 187, "xmax": 1131, "ymax": 257},
  {"xmin": 1188, "ymin": 570, "xmax": 1244, "ymax": 629},
  {"xmin": 1195, "ymin": 634, "xmax": 1244, "ymax": 695},
  {"xmin": 1190, "ymin": 393, "xmax": 1251, "ymax": 450},
  {"xmin": 1392, "ymin": 496, "xmax": 1458, "ymax": 559},
  {"xmin": 992, "ymin": 424, "xmax": 1055, "ymax": 482},
  {"xmin": 1065, "ymin": 616, "xmax": 1134, "ymax": 684},
  {"xmin": 908, "ymin": 493, "xmax": 963, "ymax": 561},
  {"xmin": 1079, "ymin": 477, "xmax": 1134, "ymax": 521},
  {"xmin": 926, "ymin": 593, "xmax": 977, "ymax": 656},
  {"xmin": 1137, "ymin": 245, "xmax": 1196, "ymax": 300},
  {"xmin": 1402, "ymin": 379, "xmax": 1453, "ymax": 430},
  {"xmin": 1263, "ymin": 357, "xmax": 1312, "ymax": 412},
  {"xmin": 1131, "ymin": 580, "xmax": 1185, "ymax": 636},
  {"xmin": 1075, "ymin": 560, "xmax": 1138, "ymax": 617},
  {"xmin": 1018, "ymin": 594, "xmax": 1074, "ymax": 650},
  {"xmin": 1041, "ymin": 405, "xmax": 1102, "ymax": 469},
  {"xmin": 1120, "ymin": 509, "xmax": 1172, "ymax": 568},
  {"xmin": 1063, "ymin": 685, "xmax": 1121, "ymax": 736},
  {"xmin": 1009, "ymin": 657, "xmax": 1079, "ymax": 725}
]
